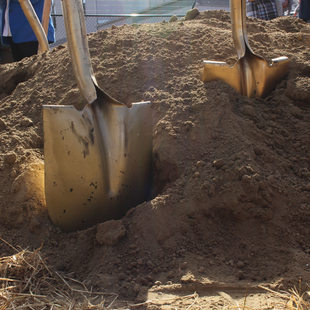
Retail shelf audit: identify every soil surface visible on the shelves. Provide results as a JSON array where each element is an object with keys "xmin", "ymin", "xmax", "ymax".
[{"xmin": 0, "ymin": 10, "xmax": 310, "ymax": 309}]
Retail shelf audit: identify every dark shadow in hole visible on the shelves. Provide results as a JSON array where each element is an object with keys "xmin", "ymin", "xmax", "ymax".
[
  {"xmin": 0, "ymin": 66, "xmax": 34, "ymax": 99},
  {"xmin": 151, "ymin": 151, "xmax": 179, "ymax": 197}
]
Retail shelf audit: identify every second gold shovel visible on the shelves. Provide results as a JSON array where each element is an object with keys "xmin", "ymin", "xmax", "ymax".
[{"xmin": 201, "ymin": 0, "xmax": 290, "ymax": 97}]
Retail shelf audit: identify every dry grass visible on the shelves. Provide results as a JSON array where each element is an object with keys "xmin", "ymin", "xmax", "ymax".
[
  {"xmin": 0, "ymin": 238, "xmax": 120, "ymax": 309},
  {"xmin": 286, "ymin": 284, "xmax": 310, "ymax": 310},
  {"xmin": 260, "ymin": 281, "xmax": 310, "ymax": 310},
  {"xmin": 0, "ymin": 237, "xmax": 309, "ymax": 310}
]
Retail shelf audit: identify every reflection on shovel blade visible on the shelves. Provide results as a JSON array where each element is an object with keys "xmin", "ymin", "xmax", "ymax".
[{"xmin": 43, "ymin": 102, "xmax": 152, "ymax": 232}]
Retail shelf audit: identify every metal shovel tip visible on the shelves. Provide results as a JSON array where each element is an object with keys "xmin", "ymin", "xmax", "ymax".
[{"xmin": 43, "ymin": 101, "xmax": 152, "ymax": 232}]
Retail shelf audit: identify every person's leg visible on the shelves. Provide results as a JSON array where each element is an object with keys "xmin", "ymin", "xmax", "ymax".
[
  {"xmin": 8, "ymin": 41, "xmax": 38, "ymax": 62},
  {"xmin": 275, "ymin": 0, "xmax": 284, "ymax": 16},
  {"xmin": 299, "ymin": 0, "xmax": 310, "ymax": 21},
  {"xmin": 0, "ymin": 38, "xmax": 14, "ymax": 64},
  {"xmin": 257, "ymin": 0, "xmax": 278, "ymax": 20},
  {"xmin": 0, "ymin": 45, "xmax": 13, "ymax": 64},
  {"xmin": 4, "ymin": 37, "xmax": 20, "ymax": 62},
  {"xmin": 8, "ymin": 41, "xmax": 22, "ymax": 62},
  {"xmin": 247, "ymin": 0, "xmax": 259, "ymax": 18}
]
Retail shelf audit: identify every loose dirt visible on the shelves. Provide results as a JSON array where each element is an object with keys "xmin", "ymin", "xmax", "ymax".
[{"xmin": 0, "ymin": 10, "xmax": 309, "ymax": 309}]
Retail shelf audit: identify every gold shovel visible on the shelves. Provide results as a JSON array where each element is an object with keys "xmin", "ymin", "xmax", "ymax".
[
  {"xmin": 201, "ymin": 0, "xmax": 290, "ymax": 97},
  {"xmin": 42, "ymin": 0, "xmax": 152, "ymax": 232}
]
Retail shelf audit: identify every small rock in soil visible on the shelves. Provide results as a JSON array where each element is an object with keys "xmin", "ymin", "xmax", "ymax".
[
  {"xmin": 3, "ymin": 152, "xmax": 17, "ymax": 166},
  {"xmin": 96, "ymin": 220, "xmax": 126, "ymax": 246}
]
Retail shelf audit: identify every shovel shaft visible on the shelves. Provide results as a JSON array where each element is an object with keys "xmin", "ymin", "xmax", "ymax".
[
  {"xmin": 61, "ymin": 0, "xmax": 97, "ymax": 108},
  {"xmin": 42, "ymin": 0, "xmax": 52, "ymax": 35},
  {"xmin": 61, "ymin": 0, "xmax": 126, "ymax": 110},
  {"xmin": 231, "ymin": 0, "xmax": 246, "ymax": 58},
  {"xmin": 18, "ymin": 0, "xmax": 49, "ymax": 53}
]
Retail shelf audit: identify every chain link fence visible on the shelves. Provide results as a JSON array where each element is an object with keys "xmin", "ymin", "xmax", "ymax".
[{"xmin": 51, "ymin": 13, "xmax": 185, "ymax": 47}]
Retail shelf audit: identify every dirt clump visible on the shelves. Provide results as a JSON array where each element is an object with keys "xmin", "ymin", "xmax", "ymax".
[
  {"xmin": 0, "ymin": 11, "xmax": 309, "ymax": 309},
  {"xmin": 96, "ymin": 220, "xmax": 127, "ymax": 246}
]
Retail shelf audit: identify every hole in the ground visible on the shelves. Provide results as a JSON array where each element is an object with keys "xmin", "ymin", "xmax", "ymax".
[
  {"xmin": 152, "ymin": 152, "xmax": 179, "ymax": 196},
  {"xmin": 111, "ymin": 153, "xmax": 179, "ymax": 221},
  {"xmin": 0, "ymin": 68, "xmax": 34, "ymax": 98}
]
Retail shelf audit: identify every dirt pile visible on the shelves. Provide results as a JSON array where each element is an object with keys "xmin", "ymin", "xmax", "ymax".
[{"xmin": 0, "ymin": 11, "xmax": 309, "ymax": 308}]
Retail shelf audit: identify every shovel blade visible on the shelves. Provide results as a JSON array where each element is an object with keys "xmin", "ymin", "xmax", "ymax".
[
  {"xmin": 43, "ymin": 102, "xmax": 152, "ymax": 231},
  {"xmin": 247, "ymin": 55, "xmax": 290, "ymax": 97},
  {"xmin": 202, "ymin": 55, "xmax": 289, "ymax": 97},
  {"xmin": 202, "ymin": 60, "xmax": 243, "ymax": 94}
]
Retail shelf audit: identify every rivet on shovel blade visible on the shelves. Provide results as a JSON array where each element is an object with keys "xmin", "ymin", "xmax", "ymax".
[{"xmin": 201, "ymin": 0, "xmax": 290, "ymax": 98}]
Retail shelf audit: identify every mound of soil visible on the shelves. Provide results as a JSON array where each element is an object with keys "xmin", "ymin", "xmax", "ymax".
[{"xmin": 0, "ymin": 11, "xmax": 309, "ymax": 308}]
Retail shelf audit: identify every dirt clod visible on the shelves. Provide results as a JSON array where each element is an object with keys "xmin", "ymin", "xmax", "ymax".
[
  {"xmin": 96, "ymin": 220, "xmax": 126, "ymax": 245},
  {"xmin": 3, "ymin": 152, "xmax": 17, "ymax": 166}
]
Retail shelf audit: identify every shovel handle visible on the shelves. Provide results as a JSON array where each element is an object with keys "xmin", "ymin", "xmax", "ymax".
[
  {"xmin": 61, "ymin": 0, "xmax": 127, "ymax": 110},
  {"xmin": 18, "ymin": 0, "xmax": 49, "ymax": 53},
  {"xmin": 42, "ymin": 0, "xmax": 52, "ymax": 35},
  {"xmin": 61, "ymin": 0, "xmax": 97, "ymax": 108},
  {"xmin": 230, "ymin": 0, "xmax": 253, "ymax": 59}
]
